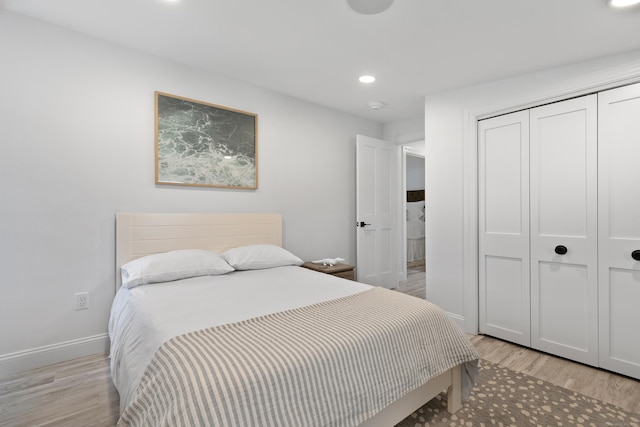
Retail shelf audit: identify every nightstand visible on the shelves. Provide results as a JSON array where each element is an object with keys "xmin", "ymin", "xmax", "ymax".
[{"xmin": 301, "ymin": 262, "xmax": 356, "ymax": 281}]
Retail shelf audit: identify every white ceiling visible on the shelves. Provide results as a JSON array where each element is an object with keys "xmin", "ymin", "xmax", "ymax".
[{"xmin": 3, "ymin": 0, "xmax": 640, "ymax": 123}]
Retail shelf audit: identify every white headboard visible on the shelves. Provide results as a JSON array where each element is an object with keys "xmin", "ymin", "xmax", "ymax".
[{"xmin": 115, "ymin": 213, "xmax": 283, "ymax": 290}]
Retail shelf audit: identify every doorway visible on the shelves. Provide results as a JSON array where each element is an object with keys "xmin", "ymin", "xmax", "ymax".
[
  {"xmin": 355, "ymin": 135, "xmax": 425, "ymax": 292},
  {"xmin": 398, "ymin": 142, "xmax": 425, "ymax": 296}
]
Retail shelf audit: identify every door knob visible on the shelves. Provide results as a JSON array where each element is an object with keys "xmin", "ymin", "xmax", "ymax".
[
  {"xmin": 357, "ymin": 221, "xmax": 371, "ymax": 227},
  {"xmin": 632, "ymin": 250, "xmax": 640, "ymax": 261},
  {"xmin": 555, "ymin": 245, "xmax": 568, "ymax": 255}
]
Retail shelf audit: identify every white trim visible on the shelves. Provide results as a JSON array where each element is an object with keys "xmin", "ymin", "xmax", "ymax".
[
  {"xmin": 445, "ymin": 312, "xmax": 466, "ymax": 330},
  {"xmin": 399, "ymin": 146, "xmax": 410, "ymax": 282},
  {"xmin": 0, "ymin": 333, "xmax": 109, "ymax": 378},
  {"xmin": 462, "ymin": 58, "xmax": 640, "ymax": 335}
]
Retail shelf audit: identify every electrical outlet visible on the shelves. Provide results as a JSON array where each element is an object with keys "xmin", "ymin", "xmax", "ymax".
[{"xmin": 75, "ymin": 292, "xmax": 89, "ymax": 310}]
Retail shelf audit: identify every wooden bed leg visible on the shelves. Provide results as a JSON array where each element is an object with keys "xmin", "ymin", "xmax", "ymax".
[{"xmin": 446, "ymin": 365, "xmax": 463, "ymax": 413}]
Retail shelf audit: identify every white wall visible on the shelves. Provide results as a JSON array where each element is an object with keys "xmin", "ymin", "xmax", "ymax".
[
  {"xmin": 0, "ymin": 10, "xmax": 381, "ymax": 376},
  {"xmin": 382, "ymin": 118, "xmax": 424, "ymax": 145},
  {"xmin": 425, "ymin": 49, "xmax": 640, "ymax": 331},
  {"xmin": 405, "ymin": 155, "xmax": 425, "ymax": 191}
]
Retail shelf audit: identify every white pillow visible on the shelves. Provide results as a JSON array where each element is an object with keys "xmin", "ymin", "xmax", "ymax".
[
  {"xmin": 220, "ymin": 244, "xmax": 303, "ymax": 270},
  {"xmin": 121, "ymin": 249, "xmax": 234, "ymax": 288}
]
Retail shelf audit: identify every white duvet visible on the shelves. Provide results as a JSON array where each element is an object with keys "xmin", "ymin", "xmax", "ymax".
[{"xmin": 108, "ymin": 266, "xmax": 371, "ymax": 411}]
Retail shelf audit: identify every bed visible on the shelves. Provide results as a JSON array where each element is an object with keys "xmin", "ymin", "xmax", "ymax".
[
  {"xmin": 406, "ymin": 190, "xmax": 425, "ymax": 266},
  {"xmin": 109, "ymin": 213, "xmax": 478, "ymax": 426}
]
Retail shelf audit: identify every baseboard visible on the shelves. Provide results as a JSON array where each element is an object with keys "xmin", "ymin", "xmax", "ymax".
[
  {"xmin": 0, "ymin": 333, "xmax": 109, "ymax": 378},
  {"xmin": 445, "ymin": 312, "xmax": 465, "ymax": 331}
]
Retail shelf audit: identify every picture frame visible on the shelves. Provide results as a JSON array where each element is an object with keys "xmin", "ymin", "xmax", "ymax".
[{"xmin": 155, "ymin": 91, "xmax": 258, "ymax": 189}]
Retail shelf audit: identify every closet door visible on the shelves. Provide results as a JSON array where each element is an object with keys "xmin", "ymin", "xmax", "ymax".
[
  {"xmin": 529, "ymin": 95, "xmax": 598, "ymax": 366},
  {"xmin": 478, "ymin": 111, "xmax": 530, "ymax": 346},
  {"xmin": 598, "ymin": 83, "xmax": 640, "ymax": 380}
]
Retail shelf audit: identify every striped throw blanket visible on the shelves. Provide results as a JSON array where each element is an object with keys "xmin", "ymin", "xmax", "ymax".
[{"xmin": 118, "ymin": 287, "xmax": 478, "ymax": 427}]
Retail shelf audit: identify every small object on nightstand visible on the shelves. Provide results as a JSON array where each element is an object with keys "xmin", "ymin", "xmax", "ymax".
[
  {"xmin": 311, "ymin": 257, "xmax": 345, "ymax": 266},
  {"xmin": 301, "ymin": 261, "xmax": 356, "ymax": 281}
]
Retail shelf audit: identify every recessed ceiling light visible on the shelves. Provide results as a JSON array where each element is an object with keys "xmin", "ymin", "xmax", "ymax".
[
  {"xmin": 359, "ymin": 75, "xmax": 376, "ymax": 84},
  {"xmin": 609, "ymin": 0, "xmax": 640, "ymax": 7}
]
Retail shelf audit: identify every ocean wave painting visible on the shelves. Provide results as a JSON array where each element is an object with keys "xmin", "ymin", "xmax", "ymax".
[{"xmin": 155, "ymin": 92, "xmax": 257, "ymax": 189}]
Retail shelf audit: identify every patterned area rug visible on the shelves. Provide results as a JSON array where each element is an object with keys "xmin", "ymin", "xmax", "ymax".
[{"xmin": 395, "ymin": 360, "xmax": 640, "ymax": 427}]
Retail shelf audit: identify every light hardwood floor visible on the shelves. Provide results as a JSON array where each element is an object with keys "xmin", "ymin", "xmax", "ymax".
[
  {"xmin": 1, "ymin": 269, "xmax": 638, "ymax": 426},
  {"xmin": 0, "ymin": 352, "xmax": 120, "ymax": 426},
  {"xmin": 394, "ymin": 264, "xmax": 426, "ymax": 299},
  {"xmin": 397, "ymin": 266, "xmax": 640, "ymax": 415}
]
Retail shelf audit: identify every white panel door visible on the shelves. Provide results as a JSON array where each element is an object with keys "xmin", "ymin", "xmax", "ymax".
[
  {"xmin": 598, "ymin": 83, "xmax": 640, "ymax": 380},
  {"xmin": 529, "ymin": 95, "xmax": 598, "ymax": 366},
  {"xmin": 478, "ymin": 111, "xmax": 531, "ymax": 346},
  {"xmin": 356, "ymin": 135, "xmax": 398, "ymax": 288}
]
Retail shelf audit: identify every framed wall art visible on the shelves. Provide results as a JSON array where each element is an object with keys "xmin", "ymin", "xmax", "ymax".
[{"xmin": 155, "ymin": 91, "xmax": 258, "ymax": 189}]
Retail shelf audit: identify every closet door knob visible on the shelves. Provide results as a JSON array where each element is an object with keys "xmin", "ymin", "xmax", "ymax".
[
  {"xmin": 555, "ymin": 245, "xmax": 568, "ymax": 255},
  {"xmin": 632, "ymin": 250, "xmax": 640, "ymax": 261}
]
